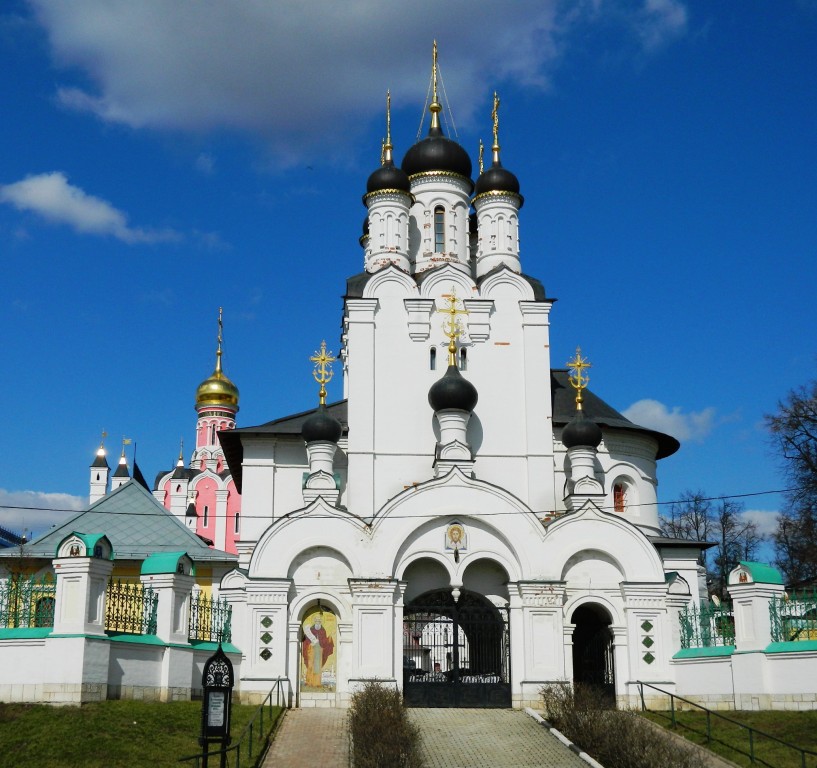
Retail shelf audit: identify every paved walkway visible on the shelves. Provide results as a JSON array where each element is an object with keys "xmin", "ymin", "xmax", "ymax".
[
  {"xmin": 261, "ymin": 707, "xmax": 589, "ymax": 768},
  {"xmin": 261, "ymin": 708, "xmax": 348, "ymax": 768},
  {"xmin": 409, "ymin": 709, "xmax": 589, "ymax": 768}
]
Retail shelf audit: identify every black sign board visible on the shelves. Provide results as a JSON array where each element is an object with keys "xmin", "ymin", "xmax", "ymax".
[{"xmin": 199, "ymin": 644, "xmax": 234, "ymax": 767}]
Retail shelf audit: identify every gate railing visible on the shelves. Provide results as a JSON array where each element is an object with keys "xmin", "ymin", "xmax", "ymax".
[
  {"xmin": 105, "ymin": 579, "xmax": 158, "ymax": 635},
  {"xmin": 0, "ymin": 573, "xmax": 56, "ymax": 629},
  {"xmin": 189, "ymin": 590, "xmax": 232, "ymax": 643},
  {"xmin": 638, "ymin": 681, "xmax": 817, "ymax": 767},
  {"xmin": 770, "ymin": 589, "xmax": 817, "ymax": 643},
  {"xmin": 678, "ymin": 601, "xmax": 735, "ymax": 649}
]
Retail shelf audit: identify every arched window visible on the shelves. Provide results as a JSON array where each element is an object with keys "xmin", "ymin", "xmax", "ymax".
[
  {"xmin": 613, "ymin": 483, "xmax": 627, "ymax": 514},
  {"xmin": 434, "ymin": 206, "xmax": 445, "ymax": 253},
  {"xmin": 459, "ymin": 348, "xmax": 467, "ymax": 371},
  {"xmin": 210, "ymin": 424, "xmax": 217, "ymax": 444},
  {"xmin": 203, "ymin": 505, "xmax": 209, "ymax": 527},
  {"xmin": 430, "ymin": 347, "xmax": 437, "ymax": 371},
  {"xmin": 234, "ymin": 513, "xmax": 240, "ymax": 535}
]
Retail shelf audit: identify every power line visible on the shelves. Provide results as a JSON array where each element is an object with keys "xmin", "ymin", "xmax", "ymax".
[{"xmin": 0, "ymin": 487, "xmax": 795, "ymax": 521}]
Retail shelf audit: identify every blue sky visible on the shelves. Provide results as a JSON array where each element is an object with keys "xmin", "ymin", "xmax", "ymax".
[{"xmin": 1, "ymin": 1, "xmax": 815, "ymax": 545}]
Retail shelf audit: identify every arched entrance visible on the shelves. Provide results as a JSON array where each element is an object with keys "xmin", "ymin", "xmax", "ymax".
[
  {"xmin": 571, "ymin": 603, "xmax": 615, "ymax": 701},
  {"xmin": 403, "ymin": 589, "xmax": 510, "ymax": 707}
]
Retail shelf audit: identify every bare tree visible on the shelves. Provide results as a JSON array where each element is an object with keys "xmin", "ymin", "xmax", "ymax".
[{"xmin": 767, "ymin": 377, "xmax": 817, "ymax": 584}]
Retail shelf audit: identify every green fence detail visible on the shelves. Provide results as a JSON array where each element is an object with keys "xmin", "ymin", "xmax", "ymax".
[
  {"xmin": 189, "ymin": 590, "xmax": 232, "ymax": 643},
  {"xmin": 679, "ymin": 601, "xmax": 735, "ymax": 649},
  {"xmin": 0, "ymin": 572, "xmax": 56, "ymax": 629},
  {"xmin": 105, "ymin": 579, "xmax": 158, "ymax": 635},
  {"xmin": 770, "ymin": 589, "xmax": 817, "ymax": 643}
]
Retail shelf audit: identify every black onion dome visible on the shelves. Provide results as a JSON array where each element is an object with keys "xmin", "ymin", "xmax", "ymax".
[
  {"xmin": 366, "ymin": 160, "xmax": 410, "ymax": 194},
  {"xmin": 475, "ymin": 160, "xmax": 521, "ymax": 197},
  {"xmin": 561, "ymin": 409, "xmax": 602, "ymax": 449},
  {"xmin": 302, "ymin": 405, "xmax": 342, "ymax": 444},
  {"xmin": 428, "ymin": 365, "xmax": 478, "ymax": 412},
  {"xmin": 402, "ymin": 125, "xmax": 473, "ymax": 181}
]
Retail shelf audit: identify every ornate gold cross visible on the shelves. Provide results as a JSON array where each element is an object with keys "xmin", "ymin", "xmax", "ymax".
[
  {"xmin": 567, "ymin": 347, "xmax": 591, "ymax": 409},
  {"xmin": 310, "ymin": 341, "xmax": 336, "ymax": 405},
  {"xmin": 437, "ymin": 287, "xmax": 469, "ymax": 366}
]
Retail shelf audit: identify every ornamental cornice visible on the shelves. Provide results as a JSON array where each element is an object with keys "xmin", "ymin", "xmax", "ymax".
[
  {"xmin": 408, "ymin": 170, "xmax": 472, "ymax": 192},
  {"xmin": 517, "ymin": 582, "xmax": 566, "ymax": 606},
  {"xmin": 462, "ymin": 299, "xmax": 493, "ymax": 343},
  {"xmin": 404, "ymin": 298, "xmax": 435, "ymax": 341},
  {"xmin": 472, "ymin": 190, "xmax": 523, "ymax": 207},
  {"xmin": 363, "ymin": 189, "xmax": 413, "ymax": 205},
  {"xmin": 246, "ymin": 592, "xmax": 290, "ymax": 604}
]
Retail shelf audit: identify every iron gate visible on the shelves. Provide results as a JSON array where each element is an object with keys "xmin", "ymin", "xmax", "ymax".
[{"xmin": 402, "ymin": 589, "xmax": 510, "ymax": 707}]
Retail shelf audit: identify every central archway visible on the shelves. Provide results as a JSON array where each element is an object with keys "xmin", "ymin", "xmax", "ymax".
[
  {"xmin": 402, "ymin": 589, "xmax": 510, "ymax": 708},
  {"xmin": 571, "ymin": 603, "xmax": 615, "ymax": 702}
]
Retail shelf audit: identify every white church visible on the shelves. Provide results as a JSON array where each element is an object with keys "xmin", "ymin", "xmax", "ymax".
[{"xmin": 212, "ymin": 53, "xmax": 700, "ymax": 710}]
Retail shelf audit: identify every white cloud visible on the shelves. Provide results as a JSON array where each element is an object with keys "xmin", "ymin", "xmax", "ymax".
[
  {"xmin": 622, "ymin": 398, "xmax": 715, "ymax": 442},
  {"xmin": 741, "ymin": 509, "xmax": 779, "ymax": 538},
  {"xmin": 195, "ymin": 152, "xmax": 215, "ymax": 175},
  {"xmin": 29, "ymin": 0, "xmax": 688, "ymax": 165},
  {"xmin": 637, "ymin": 0, "xmax": 688, "ymax": 50},
  {"xmin": 0, "ymin": 488, "xmax": 85, "ymax": 539},
  {"xmin": 0, "ymin": 172, "xmax": 179, "ymax": 243}
]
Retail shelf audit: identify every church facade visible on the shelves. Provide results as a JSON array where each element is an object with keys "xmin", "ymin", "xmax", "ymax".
[{"xmin": 213, "ymin": 60, "xmax": 700, "ymax": 709}]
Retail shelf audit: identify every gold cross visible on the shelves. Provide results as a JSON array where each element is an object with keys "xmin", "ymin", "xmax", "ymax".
[
  {"xmin": 567, "ymin": 347, "xmax": 591, "ymax": 409},
  {"xmin": 437, "ymin": 287, "xmax": 469, "ymax": 366},
  {"xmin": 492, "ymin": 91, "xmax": 500, "ymax": 151},
  {"xmin": 310, "ymin": 341, "xmax": 336, "ymax": 405}
]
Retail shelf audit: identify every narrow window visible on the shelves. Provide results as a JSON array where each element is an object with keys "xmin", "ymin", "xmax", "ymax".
[
  {"xmin": 434, "ymin": 206, "xmax": 445, "ymax": 253},
  {"xmin": 430, "ymin": 347, "xmax": 437, "ymax": 371},
  {"xmin": 459, "ymin": 348, "xmax": 467, "ymax": 371},
  {"xmin": 210, "ymin": 424, "xmax": 217, "ymax": 444},
  {"xmin": 234, "ymin": 513, "xmax": 240, "ymax": 535},
  {"xmin": 203, "ymin": 505, "xmax": 209, "ymax": 527},
  {"xmin": 613, "ymin": 483, "xmax": 627, "ymax": 514},
  {"xmin": 96, "ymin": 473, "xmax": 100, "ymax": 481}
]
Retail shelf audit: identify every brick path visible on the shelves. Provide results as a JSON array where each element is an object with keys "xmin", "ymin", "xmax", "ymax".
[
  {"xmin": 261, "ymin": 708, "xmax": 348, "ymax": 768},
  {"xmin": 409, "ymin": 709, "xmax": 589, "ymax": 768},
  {"xmin": 261, "ymin": 707, "xmax": 590, "ymax": 768}
]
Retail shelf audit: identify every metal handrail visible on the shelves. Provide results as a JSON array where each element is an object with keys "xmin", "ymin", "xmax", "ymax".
[
  {"xmin": 637, "ymin": 681, "xmax": 817, "ymax": 767},
  {"xmin": 178, "ymin": 678, "xmax": 289, "ymax": 768}
]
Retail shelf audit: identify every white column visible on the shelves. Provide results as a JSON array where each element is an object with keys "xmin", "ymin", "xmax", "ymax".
[{"xmin": 348, "ymin": 579, "xmax": 400, "ymax": 684}]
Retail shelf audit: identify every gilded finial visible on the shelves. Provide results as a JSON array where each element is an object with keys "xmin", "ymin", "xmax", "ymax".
[
  {"xmin": 215, "ymin": 307, "xmax": 224, "ymax": 374},
  {"xmin": 430, "ymin": 40, "xmax": 441, "ymax": 129},
  {"xmin": 491, "ymin": 91, "xmax": 501, "ymax": 164},
  {"xmin": 437, "ymin": 286, "xmax": 469, "ymax": 367},
  {"xmin": 567, "ymin": 347, "xmax": 591, "ymax": 410},
  {"xmin": 382, "ymin": 90, "xmax": 393, "ymax": 166},
  {"xmin": 478, "ymin": 139, "xmax": 484, "ymax": 174},
  {"xmin": 380, "ymin": 138, "xmax": 386, "ymax": 166},
  {"xmin": 310, "ymin": 341, "xmax": 336, "ymax": 406},
  {"xmin": 121, "ymin": 436, "xmax": 132, "ymax": 457},
  {"xmin": 100, "ymin": 429, "xmax": 107, "ymax": 447},
  {"xmin": 177, "ymin": 438, "xmax": 184, "ymax": 463}
]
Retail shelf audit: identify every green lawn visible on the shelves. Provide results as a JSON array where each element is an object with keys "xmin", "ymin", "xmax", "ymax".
[
  {"xmin": 0, "ymin": 699, "xmax": 284, "ymax": 768},
  {"xmin": 641, "ymin": 709, "xmax": 817, "ymax": 768}
]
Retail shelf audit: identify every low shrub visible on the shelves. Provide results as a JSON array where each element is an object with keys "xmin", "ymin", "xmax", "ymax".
[
  {"xmin": 348, "ymin": 681, "xmax": 423, "ymax": 768},
  {"xmin": 541, "ymin": 683, "xmax": 706, "ymax": 768}
]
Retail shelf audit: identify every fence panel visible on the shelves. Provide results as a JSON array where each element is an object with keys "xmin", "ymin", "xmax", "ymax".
[
  {"xmin": 679, "ymin": 602, "xmax": 735, "ymax": 649},
  {"xmin": 105, "ymin": 579, "xmax": 158, "ymax": 635},
  {"xmin": 770, "ymin": 589, "xmax": 817, "ymax": 642},
  {"xmin": 0, "ymin": 573, "xmax": 56, "ymax": 629},
  {"xmin": 189, "ymin": 590, "xmax": 232, "ymax": 643}
]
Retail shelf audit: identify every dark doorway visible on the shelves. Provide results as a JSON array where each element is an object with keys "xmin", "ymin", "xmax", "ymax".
[
  {"xmin": 571, "ymin": 604, "xmax": 615, "ymax": 701},
  {"xmin": 403, "ymin": 589, "xmax": 510, "ymax": 707}
]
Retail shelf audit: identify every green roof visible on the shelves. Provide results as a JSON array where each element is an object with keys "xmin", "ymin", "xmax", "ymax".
[
  {"xmin": 738, "ymin": 561, "xmax": 783, "ymax": 585},
  {"xmin": 56, "ymin": 532, "xmax": 112, "ymax": 559},
  {"xmin": 0, "ymin": 481, "xmax": 236, "ymax": 564}
]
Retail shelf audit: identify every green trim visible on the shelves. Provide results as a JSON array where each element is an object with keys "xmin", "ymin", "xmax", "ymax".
[
  {"xmin": 765, "ymin": 640, "xmax": 817, "ymax": 654},
  {"xmin": 56, "ymin": 532, "xmax": 113, "ymax": 559},
  {"xmin": 47, "ymin": 633, "xmax": 109, "ymax": 640},
  {"xmin": 0, "ymin": 627, "xmax": 52, "ymax": 639},
  {"xmin": 106, "ymin": 632, "xmax": 167, "ymax": 646},
  {"xmin": 673, "ymin": 646, "xmax": 735, "ymax": 659},
  {"xmin": 737, "ymin": 561, "xmax": 783, "ymax": 585},
  {"xmin": 189, "ymin": 639, "xmax": 241, "ymax": 654},
  {"xmin": 140, "ymin": 551, "xmax": 194, "ymax": 576}
]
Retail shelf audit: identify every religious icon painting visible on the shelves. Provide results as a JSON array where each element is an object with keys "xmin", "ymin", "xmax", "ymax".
[
  {"xmin": 300, "ymin": 606, "xmax": 337, "ymax": 692},
  {"xmin": 445, "ymin": 522, "xmax": 467, "ymax": 552}
]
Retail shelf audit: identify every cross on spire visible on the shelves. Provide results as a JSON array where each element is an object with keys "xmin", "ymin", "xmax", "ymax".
[
  {"xmin": 437, "ymin": 287, "xmax": 469, "ymax": 366},
  {"xmin": 567, "ymin": 347, "xmax": 591, "ymax": 410},
  {"xmin": 310, "ymin": 341, "xmax": 336, "ymax": 406}
]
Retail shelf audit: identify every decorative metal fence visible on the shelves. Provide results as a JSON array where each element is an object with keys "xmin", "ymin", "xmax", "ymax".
[
  {"xmin": 105, "ymin": 579, "xmax": 158, "ymax": 635},
  {"xmin": 0, "ymin": 572, "xmax": 56, "ymax": 629},
  {"xmin": 189, "ymin": 590, "xmax": 232, "ymax": 643},
  {"xmin": 770, "ymin": 589, "xmax": 817, "ymax": 643},
  {"xmin": 679, "ymin": 601, "xmax": 735, "ymax": 649}
]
